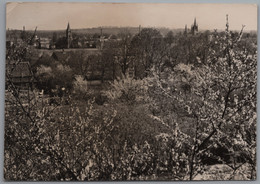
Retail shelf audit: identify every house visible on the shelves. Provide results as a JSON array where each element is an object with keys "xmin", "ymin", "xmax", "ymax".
[
  {"xmin": 6, "ymin": 62, "xmax": 34, "ymax": 89},
  {"xmin": 6, "ymin": 33, "xmax": 15, "ymax": 48},
  {"xmin": 38, "ymin": 38, "xmax": 51, "ymax": 49},
  {"xmin": 51, "ymin": 51, "xmax": 72, "ymax": 65}
]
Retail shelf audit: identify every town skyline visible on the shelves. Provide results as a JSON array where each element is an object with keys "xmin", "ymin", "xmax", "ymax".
[{"xmin": 6, "ymin": 3, "xmax": 257, "ymax": 31}]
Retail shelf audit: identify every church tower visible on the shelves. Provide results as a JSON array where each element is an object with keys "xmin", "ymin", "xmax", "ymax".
[
  {"xmin": 66, "ymin": 22, "xmax": 72, "ymax": 49},
  {"xmin": 191, "ymin": 18, "xmax": 198, "ymax": 35},
  {"xmin": 184, "ymin": 24, "xmax": 188, "ymax": 35}
]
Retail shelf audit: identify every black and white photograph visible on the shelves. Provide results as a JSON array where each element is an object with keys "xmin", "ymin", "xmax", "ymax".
[{"xmin": 4, "ymin": 2, "xmax": 257, "ymax": 181}]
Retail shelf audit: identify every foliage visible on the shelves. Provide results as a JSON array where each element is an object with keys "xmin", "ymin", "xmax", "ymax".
[
  {"xmin": 104, "ymin": 75, "xmax": 148, "ymax": 104},
  {"xmin": 73, "ymin": 75, "xmax": 88, "ymax": 94},
  {"xmin": 35, "ymin": 61, "xmax": 74, "ymax": 95},
  {"xmin": 4, "ymin": 17, "xmax": 257, "ymax": 181},
  {"xmin": 144, "ymin": 17, "xmax": 256, "ymax": 180}
]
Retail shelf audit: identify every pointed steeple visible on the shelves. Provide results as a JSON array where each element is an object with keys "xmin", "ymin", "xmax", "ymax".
[
  {"xmin": 226, "ymin": 14, "xmax": 229, "ymax": 32},
  {"xmin": 191, "ymin": 17, "xmax": 198, "ymax": 35},
  {"xmin": 66, "ymin": 22, "xmax": 72, "ymax": 49},
  {"xmin": 194, "ymin": 18, "xmax": 197, "ymax": 26},
  {"xmin": 184, "ymin": 24, "xmax": 188, "ymax": 35}
]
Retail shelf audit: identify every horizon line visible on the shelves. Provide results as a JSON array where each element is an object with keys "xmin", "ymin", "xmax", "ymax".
[{"xmin": 6, "ymin": 26, "xmax": 257, "ymax": 32}]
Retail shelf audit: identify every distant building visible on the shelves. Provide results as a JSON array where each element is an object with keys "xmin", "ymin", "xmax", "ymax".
[
  {"xmin": 183, "ymin": 18, "xmax": 199, "ymax": 36},
  {"xmin": 66, "ymin": 22, "xmax": 73, "ymax": 49},
  {"xmin": 54, "ymin": 24, "xmax": 116, "ymax": 49},
  {"xmin": 184, "ymin": 24, "xmax": 188, "ymax": 35},
  {"xmin": 38, "ymin": 37, "xmax": 51, "ymax": 49},
  {"xmin": 191, "ymin": 18, "xmax": 198, "ymax": 35},
  {"xmin": 6, "ymin": 36, "xmax": 23, "ymax": 47},
  {"xmin": 6, "ymin": 38, "xmax": 14, "ymax": 48},
  {"xmin": 6, "ymin": 62, "xmax": 34, "ymax": 88},
  {"xmin": 52, "ymin": 51, "xmax": 72, "ymax": 64}
]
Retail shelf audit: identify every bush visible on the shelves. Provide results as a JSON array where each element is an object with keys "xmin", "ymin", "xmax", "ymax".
[
  {"xmin": 73, "ymin": 75, "xmax": 88, "ymax": 94},
  {"xmin": 105, "ymin": 75, "xmax": 148, "ymax": 104}
]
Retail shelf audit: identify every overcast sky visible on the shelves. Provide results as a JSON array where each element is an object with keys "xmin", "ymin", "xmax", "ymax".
[{"xmin": 6, "ymin": 2, "xmax": 257, "ymax": 31}]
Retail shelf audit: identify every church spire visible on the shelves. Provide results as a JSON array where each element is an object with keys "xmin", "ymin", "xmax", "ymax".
[
  {"xmin": 67, "ymin": 22, "xmax": 70, "ymax": 30},
  {"xmin": 184, "ymin": 24, "xmax": 188, "ymax": 35},
  {"xmin": 66, "ymin": 22, "xmax": 72, "ymax": 49},
  {"xmin": 191, "ymin": 17, "xmax": 198, "ymax": 35}
]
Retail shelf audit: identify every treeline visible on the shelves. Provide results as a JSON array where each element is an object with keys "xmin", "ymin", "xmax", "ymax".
[{"xmin": 30, "ymin": 27, "xmax": 257, "ymax": 97}]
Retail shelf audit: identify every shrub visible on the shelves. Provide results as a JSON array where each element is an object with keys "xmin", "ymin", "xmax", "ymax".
[
  {"xmin": 73, "ymin": 75, "xmax": 88, "ymax": 94},
  {"xmin": 104, "ymin": 75, "xmax": 148, "ymax": 104}
]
